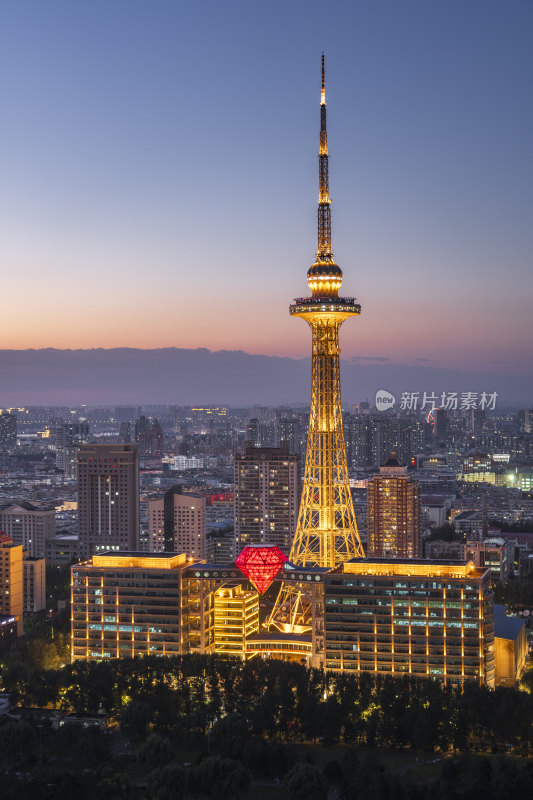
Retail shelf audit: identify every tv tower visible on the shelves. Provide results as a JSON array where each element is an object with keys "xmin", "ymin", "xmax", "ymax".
[{"xmin": 269, "ymin": 55, "xmax": 365, "ymax": 634}]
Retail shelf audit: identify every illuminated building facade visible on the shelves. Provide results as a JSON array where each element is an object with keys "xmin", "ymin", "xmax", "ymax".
[
  {"xmin": 149, "ymin": 485, "xmax": 206, "ymax": 558},
  {"xmin": 234, "ymin": 445, "xmax": 300, "ymax": 553},
  {"xmin": 71, "ymin": 552, "xmax": 215, "ymax": 662},
  {"xmin": 0, "ymin": 533, "xmax": 23, "ymax": 635},
  {"xmin": 214, "ymin": 585, "xmax": 259, "ymax": 658},
  {"xmin": 367, "ymin": 454, "xmax": 421, "ymax": 559},
  {"xmin": 78, "ymin": 443, "xmax": 140, "ymax": 557},
  {"xmin": 269, "ymin": 56, "xmax": 364, "ymax": 640},
  {"xmin": 324, "ymin": 559, "xmax": 495, "ymax": 686},
  {"xmin": 493, "ymin": 605, "xmax": 527, "ymax": 687}
]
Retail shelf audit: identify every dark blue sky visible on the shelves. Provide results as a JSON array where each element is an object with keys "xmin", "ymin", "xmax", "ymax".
[{"xmin": 1, "ymin": 0, "xmax": 531, "ymax": 378}]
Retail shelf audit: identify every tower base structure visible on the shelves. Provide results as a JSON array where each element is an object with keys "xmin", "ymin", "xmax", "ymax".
[{"xmin": 268, "ymin": 299, "xmax": 365, "ymax": 635}]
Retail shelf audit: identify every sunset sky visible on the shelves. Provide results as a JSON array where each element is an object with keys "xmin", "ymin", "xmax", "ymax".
[{"xmin": 1, "ymin": 0, "xmax": 532, "ymax": 376}]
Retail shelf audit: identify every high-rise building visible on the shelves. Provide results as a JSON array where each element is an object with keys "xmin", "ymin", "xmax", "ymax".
[
  {"xmin": 135, "ymin": 415, "xmax": 150, "ymax": 455},
  {"xmin": 52, "ymin": 422, "xmax": 90, "ymax": 450},
  {"xmin": 367, "ymin": 454, "xmax": 421, "ymax": 559},
  {"xmin": 23, "ymin": 557, "xmax": 46, "ymax": 613},
  {"xmin": 0, "ymin": 502, "xmax": 56, "ymax": 559},
  {"xmin": 77, "ymin": 443, "xmax": 139, "ymax": 557},
  {"xmin": 206, "ymin": 528, "xmax": 236, "ymax": 564},
  {"xmin": 0, "ymin": 412, "xmax": 17, "ymax": 453},
  {"xmin": 56, "ymin": 447, "xmax": 79, "ymax": 480},
  {"xmin": 148, "ymin": 485, "xmax": 206, "ymax": 558},
  {"xmin": 0, "ymin": 533, "xmax": 23, "ymax": 635},
  {"xmin": 434, "ymin": 409, "xmax": 448, "ymax": 444},
  {"xmin": 347, "ymin": 415, "xmax": 422, "ymax": 470},
  {"xmin": 52, "ymin": 422, "xmax": 90, "ymax": 480},
  {"xmin": 118, "ymin": 421, "xmax": 131, "ymax": 443},
  {"xmin": 146, "ymin": 419, "xmax": 165, "ymax": 456},
  {"xmin": 279, "ymin": 415, "xmax": 305, "ymax": 458},
  {"xmin": 269, "ymin": 57, "xmax": 364, "ymax": 642},
  {"xmin": 234, "ymin": 445, "xmax": 300, "ymax": 554}
]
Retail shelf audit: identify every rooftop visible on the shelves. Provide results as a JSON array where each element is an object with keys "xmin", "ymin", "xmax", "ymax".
[
  {"xmin": 87, "ymin": 551, "xmax": 194, "ymax": 570},
  {"xmin": 341, "ymin": 557, "xmax": 486, "ymax": 579},
  {"xmin": 494, "ymin": 605, "xmax": 526, "ymax": 641}
]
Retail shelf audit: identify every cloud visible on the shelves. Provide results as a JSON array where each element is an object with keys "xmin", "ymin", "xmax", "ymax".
[
  {"xmin": 416, "ymin": 358, "xmax": 430, "ymax": 362},
  {"xmin": 0, "ymin": 348, "xmax": 531, "ymax": 406},
  {"xmin": 351, "ymin": 356, "xmax": 390, "ymax": 362}
]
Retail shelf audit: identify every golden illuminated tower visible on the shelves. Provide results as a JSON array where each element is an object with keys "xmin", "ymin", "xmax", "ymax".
[{"xmin": 269, "ymin": 56, "xmax": 365, "ymax": 634}]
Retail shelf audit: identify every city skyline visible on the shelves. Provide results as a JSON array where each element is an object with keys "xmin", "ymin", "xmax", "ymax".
[{"xmin": 1, "ymin": 1, "xmax": 532, "ymax": 381}]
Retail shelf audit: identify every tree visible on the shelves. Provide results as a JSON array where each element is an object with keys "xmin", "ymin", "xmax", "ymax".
[
  {"xmin": 120, "ymin": 700, "xmax": 154, "ymax": 738},
  {"xmin": 190, "ymin": 756, "xmax": 250, "ymax": 800},
  {"xmin": 137, "ymin": 734, "xmax": 174, "ymax": 767},
  {"xmin": 0, "ymin": 721, "xmax": 35, "ymax": 767},
  {"xmin": 147, "ymin": 762, "xmax": 188, "ymax": 800},
  {"xmin": 286, "ymin": 762, "xmax": 328, "ymax": 800}
]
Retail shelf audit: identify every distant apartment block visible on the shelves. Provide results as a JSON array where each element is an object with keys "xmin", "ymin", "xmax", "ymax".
[
  {"xmin": 0, "ymin": 412, "xmax": 17, "ymax": 452},
  {"xmin": 148, "ymin": 486, "xmax": 206, "ymax": 558},
  {"xmin": 0, "ymin": 502, "xmax": 56, "ymax": 558}
]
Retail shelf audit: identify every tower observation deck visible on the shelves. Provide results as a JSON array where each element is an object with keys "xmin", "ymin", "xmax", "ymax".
[{"xmin": 268, "ymin": 56, "xmax": 365, "ymax": 645}]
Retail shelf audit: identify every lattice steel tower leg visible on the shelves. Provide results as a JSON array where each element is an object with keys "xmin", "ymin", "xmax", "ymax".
[{"xmin": 269, "ymin": 55, "xmax": 365, "ymax": 637}]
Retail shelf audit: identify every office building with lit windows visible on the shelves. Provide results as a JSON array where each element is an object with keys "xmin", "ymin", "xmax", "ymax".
[
  {"xmin": 324, "ymin": 558, "xmax": 495, "ymax": 686},
  {"xmin": 234, "ymin": 445, "xmax": 299, "ymax": 553},
  {"xmin": 71, "ymin": 552, "xmax": 216, "ymax": 662},
  {"xmin": 77, "ymin": 443, "xmax": 139, "ymax": 557}
]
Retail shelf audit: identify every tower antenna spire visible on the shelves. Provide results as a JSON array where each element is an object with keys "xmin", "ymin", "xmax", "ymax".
[
  {"xmin": 268, "ymin": 57, "xmax": 364, "ymax": 647},
  {"xmin": 307, "ymin": 54, "xmax": 343, "ymax": 297}
]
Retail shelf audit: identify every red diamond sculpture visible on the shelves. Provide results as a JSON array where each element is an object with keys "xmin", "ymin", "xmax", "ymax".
[{"xmin": 235, "ymin": 545, "xmax": 288, "ymax": 594}]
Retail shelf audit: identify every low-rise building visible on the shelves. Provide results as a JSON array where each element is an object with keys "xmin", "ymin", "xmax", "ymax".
[
  {"xmin": 324, "ymin": 558, "xmax": 495, "ymax": 687},
  {"xmin": 45, "ymin": 533, "xmax": 80, "ymax": 566},
  {"xmin": 466, "ymin": 537, "xmax": 514, "ymax": 583},
  {"xmin": 424, "ymin": 539, "xmax": 466, "ymax": 561},
  {"xmin": 493, "ymin": 605, "xmax": 527, "ymax": 686},
  {"xmin": 71, "ymin": 552, "xmax": 215, "ymax": 662},
  {"xmin": 0, "ymin": 617, "xmax": 18, "ymax": 650},
  {"xmin": 214, "ymin": 585, "xmax": 259, "ymax": 658}
]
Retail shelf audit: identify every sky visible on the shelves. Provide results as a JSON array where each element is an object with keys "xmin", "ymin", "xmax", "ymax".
[{"xmin": 0, "ymin": 0, "xmax": 532, "ymax": 378}]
